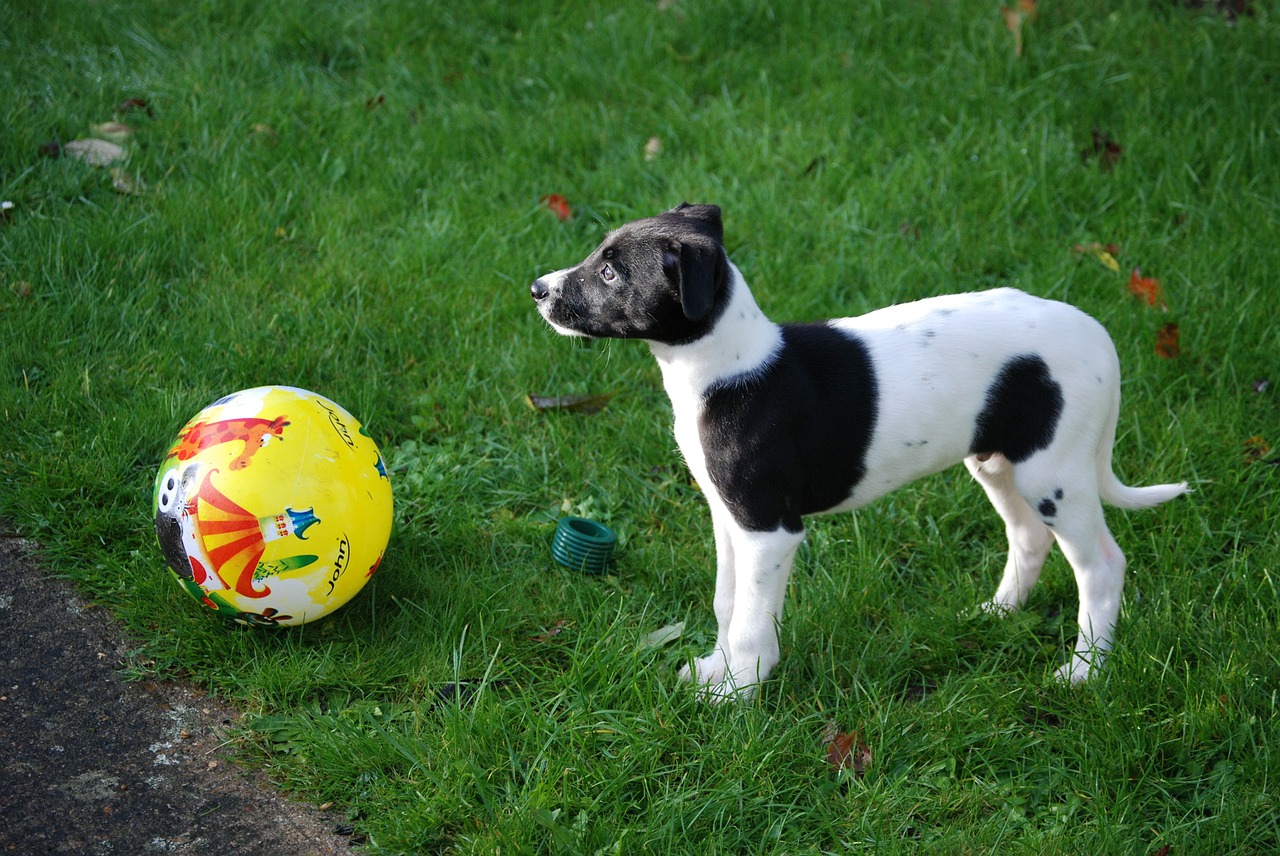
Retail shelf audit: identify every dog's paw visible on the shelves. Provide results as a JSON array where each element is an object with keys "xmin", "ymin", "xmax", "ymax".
[
  {"xmin": 694, "ymin": 671, "xmax": 762, "ymax": 704},
  {"xmin": 679, "ymin": 650, "xmax": 729, "ymax": 687},
  {"xmin": 1054, "ymin": 654, "xmax": 1096, "ymax": 685},
  {"xmin": 977, "ymin": 598, "xmax": 1016, "ymax": 618},
  {"xmin": 680, "ymin": 655, "xmax": 766, "ymax": 703}
]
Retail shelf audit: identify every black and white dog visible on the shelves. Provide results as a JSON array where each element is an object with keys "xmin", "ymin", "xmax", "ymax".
[{"xmin": 531, "ymin": 203, "xmax": 1186, "ymax": 699}]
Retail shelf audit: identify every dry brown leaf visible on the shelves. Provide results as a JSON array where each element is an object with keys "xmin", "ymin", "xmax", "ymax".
[
  {"xmin": 1083, "ymin": 126, "xmax": 1123, "ymax": 172},
  {"xmin": 63, "ymin": 138, "xmax": 127, "ymax": 167},
  {"xmin": 251, "ymin": 123, "xmax": 279, "ymax": 145},
  {"xmin": 822, "ymin": 722, "xmax": 872, "ymax": 777},
  {"xmin": 1128, "ymin": 268, "xmax": 1167, "ymax": 310},
  {"xmin": 118, "ymin": 97, "xmax": 153, "ymax": 117},
  {"xmin": 91, "ymin": 122, "xmax": 133, "ymax": 143},
  {"xmin": 1001, "ymin": 0, "xmax": 1037, "ymax": 57},
  {"xmin": 541, "ymin": 193, "xmax": 573, "ymax": 221},
  {"xmin": 1155, "ymin": 323, "xmax": 1181, "ymax": 359},
  {"xmin": 529, "ymin": 619, "xmax": 572, "ymax": 643},
  {"xmin": 1244, "ymin": 435, "xmax": 1271, "ymax": 462}
]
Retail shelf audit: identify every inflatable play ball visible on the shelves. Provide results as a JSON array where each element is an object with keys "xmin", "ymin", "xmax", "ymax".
[{"xmin": 153, "ymin": 386, "xmax": 393, "ymax": 626}]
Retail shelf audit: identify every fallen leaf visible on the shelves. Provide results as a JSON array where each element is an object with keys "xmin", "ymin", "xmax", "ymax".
[
  {"xmin": 1244, "ymin": 435, "xmax": 1270, "ymax": 461},
  {"xmin": 639, "ymin": 621, "xmax": 685, "ymax": 649},
  {"xmin": 526, "ymin": 392, "xmax": 613, "ymax": 414},
  {"xmin": 250, "ymin": 123, "xmax": 279, "ymax": 145},
  {"xmin": 822, "ymin": 722, "xmax": 872, "ymax": 777},
  {"xmin": 1181, "ymin": 0, "xmax": 1255, "ymax": 22},
  {"xmin": 365, "ymin": 93, "xmax": 385, "ymax": 109},
  {"xmin": 1252, "ymin": 378, "xmax": 1270, "ymax": 394},
  {"xmin": 1082, "ymin": 126, "xmax": 1123, "ymax": 172},
  {"xmin": 529, "ymin": 619, "xmax": 572, "ymax": 643},
  {"xmin": 1128, "ymin": 268, "xmax": 1167, "ymax": 310},
  {"xmin": 644, "ymin": 136, "xmax": 663, "ymax": 161},
  {"xmin": 1155, "ymin": 322, "xmax": 1180, "ymax": 359},
  {"xmin": 1072, "ymin": 242, "xmax": 1121, "ymax": 272},
  {"xmin": 11, "ymin": 281, "xmax": 32, "ymax": 299},
  {"xmin": 541, "ymin": 193, "xmax": 573, "ymax": 221},
  {"xmin": 1000, "ymin": 0, "xmax": 1037, "ymax": 57},
  {"xmin": 118, "ymin": 97, "xmax": 153, "ymax": 117},
  {"xmin": 91, "ymin": 121, "xmax": 133, "ymax": 143},
  {"xmin": 63, "ymin": 138, "xmax": 127, "ymax": 167}
]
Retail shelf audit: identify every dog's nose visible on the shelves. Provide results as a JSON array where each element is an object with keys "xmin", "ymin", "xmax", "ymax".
[{"xmin": 530, "ymin": 279, "xmax": 549, "ymax": 301}]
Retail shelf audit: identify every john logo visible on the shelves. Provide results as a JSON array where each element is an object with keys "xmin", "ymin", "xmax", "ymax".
[
  {"xmin": 319, "ymin": 402, "xmax": 356, "ymax": 449},
  {"xmin": 326, "ymin": 535, "xmax": 351, "ymax": 596}
]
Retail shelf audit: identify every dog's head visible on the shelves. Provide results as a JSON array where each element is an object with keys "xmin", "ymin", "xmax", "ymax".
[{"xmin": 530, "ymin": 203, "xmax": 729, "ymax": 345}]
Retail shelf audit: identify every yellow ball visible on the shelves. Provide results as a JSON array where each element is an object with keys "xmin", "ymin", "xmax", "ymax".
[{"xmin": 153, "ymin": 386, "xmax": 393, "ymax": 626}]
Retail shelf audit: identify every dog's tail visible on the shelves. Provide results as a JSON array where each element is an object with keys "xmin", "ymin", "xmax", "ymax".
[
  {"xmin": 1100, "ymin": 475, "xmax": 1189, "ymax": 510},
  {"xmin": 1096, "ymin": 384, "xmax": 1189, "ymax": 510}
]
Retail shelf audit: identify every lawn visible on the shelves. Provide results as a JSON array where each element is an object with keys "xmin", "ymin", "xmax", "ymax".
[{"xmin": 3, "ymin": 0, "xmax": 1278, "ymax": 852}]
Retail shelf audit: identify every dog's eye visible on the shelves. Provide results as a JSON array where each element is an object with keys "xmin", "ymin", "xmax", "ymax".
[{"xmin": 600, "ymin": 263, "xmax": 617, "ymax": 283}]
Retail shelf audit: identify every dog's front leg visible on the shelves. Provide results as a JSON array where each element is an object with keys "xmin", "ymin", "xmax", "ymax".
[
  {"xmin": 679, "ymin": 504, "xmax": 736, "ymax": 686},
  {"xmin": 699, "ymin": 524, "xmax": 805, "ymax": 701}
]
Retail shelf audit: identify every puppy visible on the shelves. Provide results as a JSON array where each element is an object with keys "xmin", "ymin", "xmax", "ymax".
[{"xmin": 531, "ymin": 203, "xmax": 1186, "ymax": 699}]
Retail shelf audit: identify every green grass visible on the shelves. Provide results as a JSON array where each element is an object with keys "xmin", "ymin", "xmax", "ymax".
[{"xmin": 3, "ymin": 0, "xmax": 1279, "ymax": 852}]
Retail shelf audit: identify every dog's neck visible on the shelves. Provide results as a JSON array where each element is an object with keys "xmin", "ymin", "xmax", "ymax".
[{"xmin": 648, "ymin": 262, "xmax": 782, "ymax": 396}]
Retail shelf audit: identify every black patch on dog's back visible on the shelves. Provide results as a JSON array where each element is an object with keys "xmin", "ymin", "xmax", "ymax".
[
  {"xmin": 700, "ymin": 323, "xmax": 878, "ymax": 533},
  {"xmin": 970, "ymin": 355, "xmax": 1063, "ymax": 463}
]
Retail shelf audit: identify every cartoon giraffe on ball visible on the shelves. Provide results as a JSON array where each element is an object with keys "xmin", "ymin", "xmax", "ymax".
[{"xmin": 167, "ymin": 415, "xmax": 290, "ymax": 470}]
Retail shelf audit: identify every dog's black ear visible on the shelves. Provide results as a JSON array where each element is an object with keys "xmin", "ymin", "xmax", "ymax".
[
  {"xmin": 668, "ymin": 203, "xmax": 724, "ymax": 245},
  {"xmin": 664, "ymin": 239, "xmax": 723, "ymax": 321}
]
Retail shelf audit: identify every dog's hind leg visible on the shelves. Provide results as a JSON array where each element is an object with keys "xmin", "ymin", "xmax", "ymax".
[
  {"xmin": 1048, "ymin": 505, "xmax": 1126, "ymax": 683},
  {"xmin": 965, "ymin": 453, "xmax": 1055, "ymax": 614},
  {"xmin": 697, "ymin": 524, "xmax": 805, "ymax": 700},
  {"xmin": 1010, "ymin": 453, "xmax": 1127, "ymax": 683}
]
